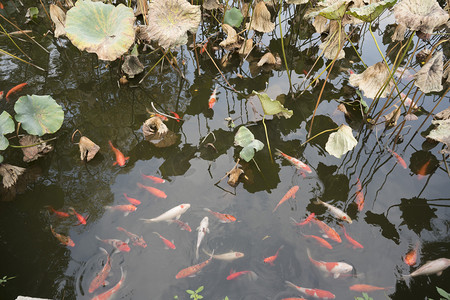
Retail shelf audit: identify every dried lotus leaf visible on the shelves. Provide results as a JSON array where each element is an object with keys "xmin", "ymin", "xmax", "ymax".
[
  {"xmin": 414, "ymin": 51, "xmax": 444, "ymax": 94},
  {"xmin": 19, "ymin": 135, "xmax": 53, "ymax": 162},
  {"xmin": 0, "ymin": 164, "xmax": 25, "ymax": 189},
  {"xmin": 203, "ymin": 0, "xmax": 220, "ymax": 10},
  {"xmin": 392, "ymin": 23, "xmax": 407, "ymax": 41},
  {"xmin": 249, "ymin": 2, "xmax": 275, "ymax": 33},
  {"xmin": 384, "ymin": 105, "xmax": 401, "ymax": 127},
  {"xmin": 143, "ymin": 116, "xmax": 169, "ymax": 140},
  {"xmin": 121, "ymin": 55, "xmax": 144, "ymax": 78},
  {"xmin": 227, "ymin": 167, "xmax": 244, "ymax": 187},
  {"xmin": 349, "ymin": 62, "xmax": 394, "ymax": 99},
  {"xmin": 257, "ymin": 52, "xmax": 277, "ymax": 67},
  {"xmin": 238, "ymin": 39, "xmax": 253, "ymax": 56},
  {"xmin": 50, "ymin": 4, "xmax": 66, "ymax": 38},
  {"xmin": 219, "ymin": 24, "xmax": 242, "ymax": 49},
  {"xmin": 79, "ymin": 136, "xmax": 100, "ymax": 162}
]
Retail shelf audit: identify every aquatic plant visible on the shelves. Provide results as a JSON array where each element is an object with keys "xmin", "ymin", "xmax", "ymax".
[
  {"xmin": 186, "ymin": 285, "xmax": 204, "ymax": 300},
  {"xmin": 355, "ymin": 292, "xmax": 374, "ymax": 300},
  {"xmin": 0, "ymin": 275, "xmax": 16, "ymax": 287},
  {"xmin": 429, "ymin": 286, "xmax": 450, "ymax": 300}
]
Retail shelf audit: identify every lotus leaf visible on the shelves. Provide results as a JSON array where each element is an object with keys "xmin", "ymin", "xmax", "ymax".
[
  {"xmin": 426, "ymin": 119, "xmax": 450, "ymax": 154},
  {"xmin": 224, "ymin": 7, "xmax": 244, "ymax": 27},
  {"xmin": 306, "ymin": 0, "xmax": 350, "ymax": 20},
  {"xmin": 0, "ymin": 111, "xmax": 14, "ymax": 151},
  {"xmin": 0, "ymin": 155, "xmax": 3, "ymax": 163},
  {"xmin": 253, "ymin": 91, "xmax": 293, "ymax": 119},
  {"xmin": 50, "ymin": 4, "xmax": 66, "ymax": 38},
  {"xmin": 65, "ymin": 0, "xmax": 135, "ymax": 61},
  {"xmin": 414, "ymin": 51, "xmax": 443, "ymax": 94},
  {"xmin": 14, "ymin": 95, "xmax": 64, "ymax": 136},
  {"xmin": 347, "ymin": 0, "xmax": 397, "ymax": 22},
  {"xmin": 234, "ymin": 126, "xmax": 264, "ymax": 162},
  {"xmin": 325, "ymin": 124, "xmax": 358, "ymax": 158}
]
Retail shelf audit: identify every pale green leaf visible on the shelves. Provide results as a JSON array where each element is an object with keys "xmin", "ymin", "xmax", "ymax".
[
  {"xmin": 0, "ymin": 111, "xmax": 15, "ymax": 151},
  {"xmin": 0, "ymin": 155, "xmax": 3, "ymax": 163},
  {"xmin": 196, "ymin": 286, "xmax": 204, "ymax": 293},
  {"xmin": 26, "ymin": 7, "xmax": 39, "ymax": 18},
  {"xmin": 253, "ymin": 91, "xmax": 293, "ymax": 119},
  {"xmin": 234, "ymin": 126, "xmax": 264, "ymax": 162},
  {"xmin": 437, "ymin": 287, "xmax": 450, "ymax": 299},
  {"xmin": 224, "ymin": 7, "xmax": 243, "ymax": 27},
  {"xmin": 325, "ymin": 124, "xmax": 357, "ymax": 158},
  {"xmin": 186, "ymin": 290, "xmax": 194, "ymax": 294},
  {"xmin": 347, "ymin": 0, "xmax": 397, "ymax": 22},
  {"xmin": 234, "ymin": 126, "xmax": 255, "ymax": 148},
  {"xmin": 306, "ymin": 0, "xmax": 350, "ymax": 20}
]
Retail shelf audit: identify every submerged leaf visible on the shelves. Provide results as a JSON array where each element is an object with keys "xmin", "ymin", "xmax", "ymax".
[
  {"xmin": 249, "ymin": 1, "xmax": 275, "ymax": 33},
  {"xmin": 426, "ymin": 119, "xmax": 450, "ymax": 154},
  {"xmin": 349, "ymin": 62, "xmax": 394, "ymax": 99},
  {"xmin": 347, "ymin": 0, "xmax": 397, "ymax": 22},
  {"xmin": 50, "ymin": 4, "xmax": 66, "ymax": 38},
  {"xmin": 325, "ymin": 124, "xmax": 357, "ymax": 158},
  {"xmin": 238, "ymin": 39, "xmax": 253, "ymax": 56},
  {"xmin": 0, "ymin": 164, "xmax": 26, "ymax": 189},
  {"xmin": 257, "ymin": 52, "xmax": 281, "ymax": 67},
  {"xmin": 234, "ymin": 126, "xmax": 264, "ymax": 162},
  {"xmin": 219, "ymin": 24, "xmax": 242, "ymax": 49},
  {"xmin": 142, "ymin": 116, "xmax": 169, "ymax": 140},
  {"xmin": 253, "ymin": 91, "xmax": 293, "ymax": 119},
  {"xmin": 228, "ymin": 167, "xmax": 244, "ymax": 187},
  {"xmin": 224, "ymin": 7, "xmax": 243, "ymax": 27},
  {"xmin": 203, "ymin": 0, "xmax": 220, "ymax": 10},
  {"xmin": 383, "ymin": 105, "xmax": 401, "ymax": 127},
  {"xmin": 0, "ymin": 111, "xmax": 14, "ymax": 151},
  {"xmin": 319, "ymin": 20, "xmax": 345, "ymax": 60},
  {"xmin": 19, "ymin": 135, "xmax": 53, "ymax": 162},
  {"xmin": 79, "ymin": 136, "xmax": 100, "ymax": 162},
  {"xmin": 121, "ymin": 55, "xmax": 144, "ymax": 78},
  {"xmin": 414, "ymin": 51, "xmax": 443, "ymax": 93}
]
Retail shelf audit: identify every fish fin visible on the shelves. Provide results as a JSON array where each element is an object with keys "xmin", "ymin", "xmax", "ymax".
[
  {"xmin": 95, "ymin": 236, "xmax": 102, "ymax": 241},
  {"xmin": 203, "ymin": 208, "xmax": 211, "ymax": 212},
  {"xmin": 437, "ymin": 271, "xmax": 442, "ymax": 276},
  {"xmin": 322, "ymin": 234, "xmax": 329, "ymax": 239},
  {"xmin": 202, "ymin": 248, "xmax": 211, "ymax": 257},
  {"xmin": 103, "ymin": 280, "xmax": 109, "ymax": 286},
  {"xmin": 285, "ymin": 281, "xmax": 297, "ymax": 289},
  {"xmin": 113, "ymin": 162, "xmax": 117, "ymax": 166},
  {"xmin": 333, "ymin": 273, "xmax": 340, "ymax": 279},
  {"xmin": 125, "ymin": 157, "xmax": 130, "ymax": 161},
  {"xmin": 274, "ymin": 148, "xmax": 283, "ymax": 156},
  {"xmin": 175, "ymin": 215, "xmax": 181, "ymax": 220},
  {"xmin": 124, "ymin": 212, "xmax": 129, "ymax": 217},
  {"xmin": 269, "ymin": 262, "xmax": 275, "ymax": 266},
  {"xmin": 125, "ymin": 238, "xmax": 129, "ymax": 244},
  {"xmin": 313, "ymin": 197, "xmax": 323, "ymax": 205},
  {"xmin": 99, "ymin": 247, "xmax": 108, "ymax": 255},
  {"xmin": 206, "ymin": 228, "xmax": 210, "ymax": 233}
]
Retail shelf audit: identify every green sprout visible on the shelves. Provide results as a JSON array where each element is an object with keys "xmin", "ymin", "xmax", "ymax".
[{"xmin": 186, "ymin": 286, "xmax": 204, "ymax": 300}]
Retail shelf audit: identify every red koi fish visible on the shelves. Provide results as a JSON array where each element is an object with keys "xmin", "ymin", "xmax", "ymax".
[
  {"xmin": 69, "ymin": 207, "xmax": 87, "ymax": 225},
  {"xmin": 96, "ymin": 236, "xmax": 130, "ymax": 252},
  {"xmin": 200, "ymin": 39, "xmax": 208, "ymax": 54},
  {"xmin": 273, "ymin": 186, "xmax": 299, "ymax": 212},
  {"xmin": 108, "ymin": 141, "xmax": 129, "ymax": 167},
  {"xmin": 171, "ymin": 219, "xmax": 192, "ymax": 232},
  {"xmin": 204, "ymin": 208, "xmax": 236, "ymax": 223},
  {"xmin": 349, "ymin": 284, "xmax": 391, "ymax": 292},
  {"xmin": 275, "ymin": 149, "xmax": 312, "ymax": 174},
  {"xmin": 153, "ymin": 232, "xmax": 176, "ymax": 249},
  {"xmin": 6, "ymin": 82, "xmax": 27, "ymax": 100},
  {"xmin": 91, "ymin": 267, "xmax": 125, "ymax": 300},
  {"xmin": 89, "ymin": 247, "xmax": 111, "ymax": 293},
  {"xmin": 404, "ymin": 241, "xmax": 420, "ymax": 266},
  {"xmin": 170, "ymin": 111, "xmax": 181, "ymax": 122},
  {"xmin": 116, "ymin": 227, "xmax": 147, "ymax": 248},
  {"xmin": 307, "ymin": 249, "xmax": 353, "ymax": 278},
  {"xmin": 0, "ymin": 91, "xmax": 3, "ymax": 99},
  {"xmin": 141, "ymin": 173, "xmax": 165, "ymax": 184},
  {"xmin": 264, "ymin": 245, "xmax": 284, "ymax": 266},
  {"xmin": 137, "ymin": 182, "xmax": 167, "ymax": 198},
  {"xmin": 311, "ymin": 218, "xmax": 341, "ymax": 243},
  {"xmin": 208, "ymin": 86, "xmax": 217, "ymax": 109},
  {"xmin": 291, "ymin": 213, "xmax": 315, "ymax": 226},
  {"xmin": 340, "ymin": 225, "xmax": 363, "ymax": 249},
  {"xmin": 175, "ymin": 253, "xmax": 213, "ymax": 279},
  {"xmin": 105, "ymin": 204, "xmax": 137, "ymax": 216},
  {"xmin": 226, "ymin": 269, "xmax": 258, "ymax": 280},
  {"xmin": 302, "ymin": 234, "xmax": 333, "ymax": 249},
  {"xmin": 387, "ymin": 148, "xmax": 407, "ymax": 169},
  {"xmin": 285, "ymin": 281, "xmax": 335, "ymax": 299},
  {"xmin": 50, "ymin": 225, "xmax": 75, "ymax": 247},
  {"xmin": 417, "ymin": 160, "xmax": 430, "ymax": 180},
  {"xmin": 355, "ymin": 178, "xmax": 364, "ymax": 211},
  {"xmin": 123, "ymin": 193, "xmax": 141, "ymax": 206},
  {"xmin": 0, "ymin": 2, "xmax": 4, "ymax": 9},
  {"xmin": 45, "ymin": 205, "xmax": 69, "ymax": 218},
  {"xmin": 155, "ymin": 113, "xmax": 168, "ymax": 121}
]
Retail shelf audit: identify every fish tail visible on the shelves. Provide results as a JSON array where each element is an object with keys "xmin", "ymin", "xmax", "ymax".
[
  {"xmin": 202, "ymin": 248, "xmax": 212, "ymax": 258},
  {"xmin": 285, "ymin": 280, "xmax": 298, "ymax": 290},
  {"xmin": 68, "ymin": 207, "xmax": 75, "ymax": 214},
  {"xmin": 313, "ymin": 197, "xmax": 323, "ymax": 205},
  {"xmin": 290, "ymin": 217, "xmax": 298, "ymax": 224},
  {"xmin": 274, "ymin": 148, "xmax": 283, "ymax": 157},
  {"xmin": 152, "ymin": 231, "xmax": 160, "ymax": 237},
  {"xmin": 140, "ymin": 218, "xmax": 155, "ymax": 223},
  {"xmin": 108, "ymin": 140, "xmax": 114, "ymax": 148},
  {"xmin": 306, "ymin": 248, "xmax": 312, "ymax": 260},
  {"xmin": 99, "ymin": 247, "xmax": 108, "ymax": 255},
  {"xmin": 196, "ymin": 248, "xmax": 199, "ymax": 260},
  {"xmin": 116, "ymin": 226, "xmax": 124, "ymax": 232},
  {"xmin": 248, "ymin": 271, "xmax": 258, "ymax": 281},
  {"xmin": 105, "ymin": 206, "xmax": 112, "ymax": 210},
  {"xmin": 137, "ymin": 182, "xmax": 144, "ymax": 188},
  {"xmin": 203, "ymin": 208, "xmax": 212, "ymax": 213},
  {"xmin": 95, "ymin": 236, "xmax": 102, "ymax": 241}
]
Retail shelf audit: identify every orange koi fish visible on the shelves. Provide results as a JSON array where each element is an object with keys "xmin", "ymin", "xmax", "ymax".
[
  {"xmin": 0, "ymin": 2, "xmax": 3, "ymax": 9},
  {"xmin": 171, "ymin": 219, "xmax": 192, "ymax": 232},
  {"xmin": 226, "ymin": 269, "xmax": 258, "ymax": 280},
  {"xmin": 355, "ymin": 178, "xmax": 364, "ymax": 211},
  {"xmin": 105, "ymin": 204, "xmax": 137, "ymax": 216},
  {"xmin": 275, "ymin": 149, "xmax": 312, "ymax": 174},
  {"xmin": 153, "ymin": 232, "xmax": 176, "ymax": 250},
  {"xmin": 204, "ymin": 208, "xmax": 236, "ymax": 223},
  {"xmin": 175, "ymin": 253, "xmax": 214, "ymax": 279},
  {"xmin": 89, "ymin": 247, "xmax": 111, "ymax": 293},
  {"xmin": 208, "ymin": 86, "xmax": 217, "ymax": 109},
  {"xmin": 311, "ymin": 218, "xmax": 341, "ymax": 243},
  {"xmin": 45, "ymin": 205, "xmax": 69, "ymax": 218},
  {"xmin": 285, "ymin": 281, "xmax": 335, "ymax": 299},
  {"xmin": 91, "ymin": 267, "xmax": 125, "ymax": 300},
  {"xmin": 155, "ymin": 113, "xmax": 168, "ymax": 121},
  {"xmin": 0, "ymin": 91, "xmax": 3, "ymax": 99},
  {"xmin": 307, "ymin": 249, "xmax": 353, "ymax": 278},
  {"xmin": 417, "ymin": 160, "xmax": 430, "ymax": 180},
  {"xmin": 50, "ymin": 225, "xmax": 75, "ymax": 247},
  {"xmin": 96, "ymin": 236, "xmax": 130, "ymax": 252},
  {"xmin": 116, "ymin": 227, "xmax": 147, "ymax": 248},
  {"xmin": 349, "ymin": 284, "xmax": 391, "ymax": 292},
  {"xmin": 404, "ymin": 241, "xmax": 420, "ymax": 266},
  {"xmin": 340, "ymin": 224, "xmax": 363, "ymax": 249},
  {"xmin": 264, "ymin": 245, "xmax": 284, "ymax": 266},
  {"xmin": 200, "ymin": 39, "xmax": 208, "ymax": 54},
  {"xmin": 291, "ymin": 213, "xmax": 315, "ymax": 226},
  {"xmin": 387, "ymin": 148, "xmax": 407, "ymax": 169},
  {"xmin": 6, "ymin": 82, "xmax": 27, "ymax": 100},
  {"xmin": 302, "ymin": 234, "xmax": 333, "ymax": 249},
  {"xmin": 141, "ymin": 173, "xmax": 165, "ymax": 184},
  {"xmin": 273, "ymin": 186, "xmax": 299, "ymax": 213},
  {"xmin": 170, "ymin": 111, "xmax": 181, "ymax": 122},
  {"xmin": 137, "ymin": 182, "xmax": 167, "ymax": 198},
  {"xmin": 108, "ymin": 141, "xmax": 129, "ymax": 167},
  {"xmin": 69, "ymin": 207, "xmax": 87, "ymax": 225},
  {"xmin": 123, "ymin": 193, "xmax": 141, "ymax": 206}
]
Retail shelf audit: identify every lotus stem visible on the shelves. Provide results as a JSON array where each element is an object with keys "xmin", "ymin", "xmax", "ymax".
[
  {"xmin": 278, "ymin": 0, "xmax": 292, "ymax": 91},
  {"xmin": 301, "ymin": 126, "xmax": 340, "ymax": 147},
  {"xmin": 139, "ymin": 51, "xmax": 167, "ymax": 84},
  {"xmin": 262, "ymin": 116, "xmax": 273, "ymax": 163},
  {"xmin": 204, "ymin": 48, "xmax": 238, "ymax": 93},
  {"xmin": 342, "ymin": 28, "xmax": 367, "ymax": 68},
  {"xmin": 0, "ymin": 23, "xmax": 31, "ymax": 60},
  {"xmin": 9, "ymin": 137, "xmax": 57, "ymax": 148},
  {"xmin": 0, "ymin": 48, "xmax": 45, "ymax": 71},
  {"xmin": 38, "ymin": 0, "xmax": 51, "ymax": 23}
]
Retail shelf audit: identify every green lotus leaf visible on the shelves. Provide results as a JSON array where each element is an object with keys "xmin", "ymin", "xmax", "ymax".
[
  {"xmin": 253, "ymin": 91, "xmax": 293, "ymax": 119},
  {"xmin": 0, "ymin": 111, "xmax": 15, "ymax": 150},
  {"xmin": 325, "ymin": 124, "xmax": 357, "ymax": 158},
  {"xmin": 0, "ymin": 154, "xmax": 3, "ymax": 164},
  {"xmin": 306, "ymin": 0, "xmax": 350, "ymax": 20},
  {"xmin": 234, "ymin": 126, "xmax": 264, "ymax": 162},
  {"xmin": 347, "ymin": 0, "xmax": 397, "ymax": 22},
  {"xmin": 65, "ymin": 0, "xmax": 135, "ymax": 61},
  {"xmin": 14, "ymin": 95, "xmax": 64, "ymax": 136},
  {"xmin": 224, "ymin": 7, "xmax": 244, "ymax": 27}
]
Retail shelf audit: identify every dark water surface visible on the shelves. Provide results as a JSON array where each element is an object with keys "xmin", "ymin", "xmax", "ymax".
[{"xmin": 0, "ymin": 1, "xmax": 449, "ymax": 300}]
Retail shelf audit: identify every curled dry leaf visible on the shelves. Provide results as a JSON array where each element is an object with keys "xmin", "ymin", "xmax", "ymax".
[
  {"xmin": 319, "ymin": 20, "xmax": 345, "ymax": 60},
  {"xmin": 121, "ymin": 55, "xmax": 144, "ymax": 78},
  {"xmin": 383, "ymin": 105, "xmax": 401, "ymax": 127},
  {"xmin": 19, "ymin": 135, "xmax": 53, "ymax": 162},
  {"xmin": 203, "ymin": 0, "xmax": 220, "ymax": 10},
  {"xmin": 427, "ymin": 119, "xmax": 450, "ymax": 154},
  {"xmin": 337, "ymin": 103, "xmax": 350, "ymax": 117},
  {"xmin": 142, "ymin": 116, "xmax": 169, "ymax": 140},
  {"xmin": 238, "ymin": 39, "xmax": 253, "ymax": 56},
  {"xmin": 257, "ymin": 52, "xmax": 281, "ymax": 67},
  {"xmin": 435, "ymin": 106, "xmax": 450, "ymax": 120},
  {"xmin": 228, "ymin": 167, "xmax": 244, "ymax": 187},
  {"xmin": 416, "ymin": 48, "xmax": 431, "ymax": 64},
  {"xmin": 414, "ymin": 51, "xmax": 444, "ymax": 93},
  {"xmin": 79, "ymin": 136, "xmax": 100, "ymax": 162},
  {"xmin": 0, "ymin": 164, "xmax": 26, "ymax": 189},
  {"xmin": 313, "ymin": 15, "xmax": 329, "ymax": 34},
  {"xmin": 392, "ymin": 23, "xmax": 407, "ymax": 41},
  {"xmin": 219, "ymin": 24, "xmax": 242, "ymax": 50},
  {"xmin": 325, "ymin": 124, "xmax": 357, "ymax": 159},
  {"xmin": 405, "ymin": 113, "xmax": 418, "ymax": 121},
  {"xmin": 249, "ymin": 1, "xmax": 275, "ymax": 33},
  {"xmin": 50, "ymin": 4, "xmax": 66, "ymax": 38},
  {"xmin": 349, "ymin": 62, "xmax": 394, "ymax": 99}
]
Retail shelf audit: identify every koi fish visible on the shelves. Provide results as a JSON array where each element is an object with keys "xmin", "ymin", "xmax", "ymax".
[
  {"xmin": 141, "ymin": 173, "xmax": 165, "ymax": 183},
  {"xmin": 45, "ymin": 205, "xmax": 69, "ymax": 218},
  {"xmin": 155, "ymin": 113, "xmax": 168, "ymax": 121},
  {"xmin": 123, "ymin": 193, "xmax": 141, "ymax": 206},
  {"xmin": 285, "ymin": 281, "xmax": 335, "ymax": 299},
  {"xmin": 69, "ymin": 207, "xmax": 87, "ymax": 225},
  {"xmin": 171, "ymin": 219, "xmax": 192, "ymax": 232},
  {"xmin": 307, "ymin": 249, "xmax": 353, "ymax": 278},
  {"xmin": 89, "ymin": 247, "xmax": 111, "ymax": 293},
  {"xmin": 273, "ymin": 186, "xmax": 299, "ymax": 213},
  {"xmin": 291, "ymin": 213, "xmax": 315, "ymax": 226},
  {"xmin": 349, "ymin": 284, "xmax": 391, "ymax": 292},
  {"xmin": 170, "ymin": 111, "xmax": 181, "ymax": 122},
  {"xmin": 405, "ymin": 258, "xmax": 450, "ymax": 277},
  {"xmin": 108, "ymin": 141, "xmax": 129, "ymax": 167},
  {"xmin": 208, "ymin": 86, "xmax": 217, "ymax": 109},
  {"xmin": 116, "ymin": 227, "xmax": 147, "ymax": 248},
  {"xmin": 91, "ymin": 267, "xmax": 125, "ymax": 300},
  {"xmin": 275, "ymin": 149, "xmax": 312, "ymax": 174},
  {"xmin": 417, "ymin": 160, "xmax": 430, "ymax": 180},
  {"xmin": 0, "ymin": 2, "xmax": 3, "ymax": 10},
  {"xmin": 140, "ymin": 204, "xmax": 190, "ymax": 223},
  {"xmin": 226, "ymin": 269, "xmax": 258, "ymax": 280},
  {"xmin": 202, "ymin": 249, "xmax": 244, "ymax": 261},
  {"xmin": 311, "ymin": 218, "xmax": 341, "ymax": 243},
  {"xmin": 404, "ymin": 241, "xmax": 420, "ymax": 266},
  {"xmin": 204, "ymin": 208, "xmax": 236, "ymax": 223},
  {"xmin": 105, "ymin": 204, "xmax": 137, "ymax": 216},
  {"xmin": 302, "ymin": 234, "xmax": 333, "ymax": 250},
  {"xmin": 387, "ymin": 148, "xmax": 407, "ymax": 169},
  {"xmin": 340, "ymin": 224, "xmax": 363, "ymax": 249},
  {"xmin": 200, "ymin": 39, "xmax": 208, "ymax": 54},
  {"xmin": 137, "ymin": 182, "xmax": 167, "ymax": 198},
  {"xmin": 6, "ymin": 82, "xmax": 27, "ymax": 100},
  {"xmin": 400, "ymin": 92, "xmax": 418, "ymax": 109},
  {"xmin": 196, "ymin": 217, "xmax": 209, "ymax": 259},
  {"xmin": 355, "ymin": 178, "xmax": 364, "ymax": 211},
  {"xmin": 50, "ymin": 225, "xmax": 75, "ymax": 247},
  {"xmin": 96, "ymin": 236, "xmax": 130, "ymax": 253},
  {"xmin": 314, "ymin": 198, "xmax": 352, "ymax": 224},
  {"xmin": 264, "ymin": 245, "xmax": 284, "ymax": 266},
  {"xmin": 175, "ymin": 252, "xmax": 214, "ymax": 279},
  {"xmin": 0, "ymin": 91, "xmax": 3, "ymax": 99},
  {"xmin": 153, "ymin": 232, "xmax": 176, "ymax": 249}
]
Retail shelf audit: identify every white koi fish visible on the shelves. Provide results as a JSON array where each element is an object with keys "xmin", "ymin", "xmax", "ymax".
[
  {"xmin": 202, "ymin": 249, "xmax": 244, "ymax": 261},
  {"xmin": 285, "ymin": 280, "xmax": 335, "ymax": 299},
  {"xmin": 196, "ymin": 217, "xmax": 209, "ymax": 260},
  {"xmin": 314, "ymin": 198, "xmax": 352, "ymax": 224},
  {"xmin": 307, "ymin": 249, "xmax": 353, "ymax": 278},
  {"xmin": 406, "ymin": 258, "xmax": 450, "ymax": 277},
  {"xmin": 140, "ymin": 204, "xmax": 190, "ymax": 223}
]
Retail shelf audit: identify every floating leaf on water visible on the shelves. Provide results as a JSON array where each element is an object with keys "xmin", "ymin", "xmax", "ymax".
[
  {"xmin": 349, "ymin": 62, "xmax": 394, "ymax": 99},
  {"xmin": 405, "ymin": 113, "xmax": 418, "ymax": 121},
  {"xmin": 426, "ymin": 119, "xmax": 450, "ymax": 154},
  {"xmin": 383, "ymin": 105, "xmax": 401, "ymax": 127},
  {"xmin": 257, "ymin": 52, "xmax": 281, "ymax": 67},
  {"xmin": 392, "ymin": 23, "xmax": 407, "ymax": 41},
  {"xmin": 228, "ymin": 167, "xmax": 244, "ymax": 187},
  {"xmin": 394, "ymin": 0, "xmax": 449, "ymax": 34},
  {"xmin": 0, "ymin": 111, "xmax": 14, "ymax": 151},
  {"xmin": 19, "ymin": 135, "xmax": 53, "ymax": 162},
  {"xmin": 346, "ymin": 0, "xmax": 397, "ymax": 22},
  {"xmin": 313, "ymin": 15, "xmax": 329, "ymax": 34},
  {"xmin": 121, "ymin": 55, "xmax": 144, "ymax": 78},
  {"xmin": 249, "ymin": 2, "xmax": 275, "ymax": 33},
  {"xmin": 0, "ymin": 164, "xmax": 26, "ymax": 189},
  {"xmin": 319, "ymin": 20, "xmax": 345, "ymax": 60},
  {"xmin": 219, "ymin": 24, "xmax": 242, "ymax": 50},
  {"xmin": 203, "ymin": 0, "xmax": 220, "ymax": 10},
  {"xmin": 142, "ymin": 116, "xmax": 169, "ymax": 140},
  {"xmin": 50, "ymin": 4, "xmax": 66, "ymax": 38},
  {"xmin": 325, "ymin": 124, "xmax": 358, "ymax": 159},
  {"xmin": 14, "ymin": 95, "xmax": 64, "ymax": 137},
  {"xmin": 140, "ymin": 0, "xmax": 201, "ymax": 50},
  {"xmin": 238, "ymin": 39, "xmax": 253, "ymax": 56},
  {"xmin": 234, "ymin": 126, "xmax": 264, "ymax": 162},
  {"xmin": 414, "ymin": 51, "xmax": 443, "ymax": 94},
  {"xmin": 252, "ymin": 91, "xmax": 293, "ymax": 119},
  {"xmin": 26, "ymin": 7, "xmax": 39, "ymax": 19},
  {"xmin": 223, "ymin": 7, "xmax": 243, "ymax": 27},
  {"xmin": 79, "ymin": 136, "xmax": 100, "ymax": 162},
  {"xmin": 65, "ymin": 0, "xmax": 135, "ymax": 61},
  {"xmin": 306, "ymin": 0, "xmax": 351, "ymax": 20},
  {"xmin": 435, "ymin": 106, "xmax": 450, "ymax": 120}
]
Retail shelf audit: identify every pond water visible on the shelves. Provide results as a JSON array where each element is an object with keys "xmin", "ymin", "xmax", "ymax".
[{"xmin": 0, "ymin": 1, "xmax": 449, "ymax": 300}]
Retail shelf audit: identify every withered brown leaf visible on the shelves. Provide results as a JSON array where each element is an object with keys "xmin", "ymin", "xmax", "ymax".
[
  {"xmin": 20, "ymin": 135, "xmax": 53, "ymax": 162},
  {"xmin": 79, "ymin": 136, "xmax": 100, "ymax": 162}
]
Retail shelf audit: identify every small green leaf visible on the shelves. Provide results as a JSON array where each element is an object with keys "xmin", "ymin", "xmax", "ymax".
[
  {"xmin": 190, "ymin": 295, "xmax": 195, "ymax": 299},
  {"xmin": 186, "ymin": 290, "xmax": 195, "ymax": 294},
  {"xmin": 27, "ymin": 7, "xmax": 39, "ymax": 18},
  {"xmin": 0, "ymin": 111, "xmax": 15, "ymax": 151},
  {"xmin": 224, "ymin": 7, "xmax": 243, "ymax": 27},
  {"xmin": 0, "ymin": 154, "xmax": 3, "ymax": 164},
  {"xmin": 197, "ymin": 296, "xmax": 203, "ymax": 299},
  {"xmin": 437, "ymin": 287, "xmax": 450, "ymax": 299},
  {"xmin": 174, "ymin": 296, "xmax": 178, "ymax": 299},
  {"xmin": 325, "ymin": 124, "xmax": 358, "ymax": 158},
  {"xmin": 306, "ymin": 0, "xmax": 350, "ymax": 20},
  {"xmin": 224, "ymin": 297, "xmax": 229, "ymax": 300},
  {"xmin": 253, "ymin": 91, "xmax": 293, "ymax": 119},
  {"xmin": 234, "ymin": 126, "xmax": 264, "ymax": 162},
  {"xmin": 196, "ymin": 286, "xmax": 204, "ymax": 293}
]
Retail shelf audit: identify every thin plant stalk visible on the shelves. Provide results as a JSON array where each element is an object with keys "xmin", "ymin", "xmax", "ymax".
[
  {"xmin": 262, "ymin": 116, "xmax": 273, "ymax": 163},
  {"xmin": 0, "ymin": 48, "xmax": 45, "ymax": 71},
  {"xmin": 9, "ymin": 137, "xmax": 57, "ymax": 148},
  {"xmin": 138, "ymin": 51, "xmax": 167, "ymax": 84},
  {"xmin": 342, "ymin": 28, "xmax": 367, "ymax": 68},
  {"xmin": 204, "ymin": 48, "xmax": 238, "ymax": 93},
  {"xmin": 38, "ymin": 0, "xmax": 51, "ymax": 23},
  {"xmin": 278, "ymin": 0, "xmax": 292, "ymax": 91},
  {"xmin": 0, "ymin": 23, "xmax": 31, "ymax": 60},
  {"xmin": 301, "ymin": 126, "xmax": 340, "ymax": 147}
]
